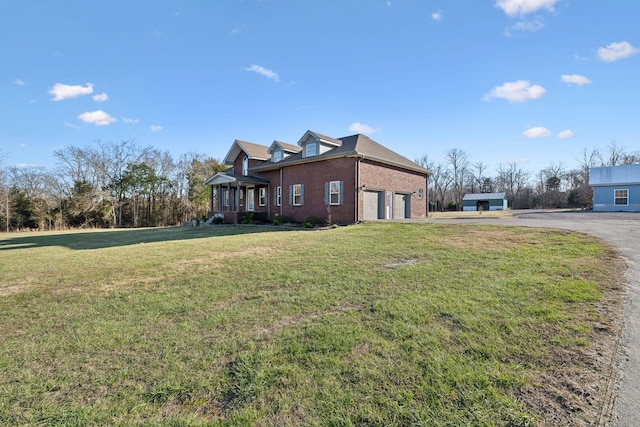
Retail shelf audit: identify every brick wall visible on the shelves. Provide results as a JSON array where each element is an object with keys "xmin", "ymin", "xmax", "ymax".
[
  {"xmin": 359, "ymin": 160, "xmax": 427, "ymax": 220},
  {"xmin": 230, "ymin": 154, "xmax": 428, "ymax": 224},
  {"xmin": 277, "ymin": 157, "xmax": 357, "ymax": 224}
]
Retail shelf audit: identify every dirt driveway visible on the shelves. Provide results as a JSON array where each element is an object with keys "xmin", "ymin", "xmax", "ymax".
[{"xmin": 429, "ymin": 209, "xmax": 640, "ymax": 426}]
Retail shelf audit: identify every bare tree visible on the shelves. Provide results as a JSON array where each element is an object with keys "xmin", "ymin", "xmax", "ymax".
[
  {"xmin": 8, "ymin": 166, "xmax": 60, "ymax": 229},
  {"xmin": 468, "ymin": 161, "xmax": 490, "ymax": 194},
  {"xmin": 606, "ymin": 141, "xmax": 625, "ymax": 166},
  {"xmin": 535, "ymin": 162, "xmax": 568, "ymax": 208},
  {"xmin": 445, "ymin": 148, "xmax": 470, "ymax": 210},
  {"xmin": 416, "ymin": 155, "xmax": 451, "ymax": 212},
  {"xmin": 495, "ymin": 162, "xmax": 530, "ymax": 209},
  {"xmin": 55, "ymin": 139, "xmax": 151, "ymax": 227}
]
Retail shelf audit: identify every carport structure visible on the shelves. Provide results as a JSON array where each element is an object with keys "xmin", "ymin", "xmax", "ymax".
[{"xmin": 462, "ymin": 192, "xmax": 507, "ymax": 211}]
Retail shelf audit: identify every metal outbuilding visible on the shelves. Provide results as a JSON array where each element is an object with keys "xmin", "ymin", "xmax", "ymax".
[
  {"xmin": 589, "ymin": 164, "xmax": 640, "ymax": 212},
  {"xmin": 462, "ymin": 192, "xmax": 507, "ymax": 211}
]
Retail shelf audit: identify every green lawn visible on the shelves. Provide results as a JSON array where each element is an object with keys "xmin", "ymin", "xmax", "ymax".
[{"xmin": 0, "ymin": 223, "xmax": 623, "ymax": 426}]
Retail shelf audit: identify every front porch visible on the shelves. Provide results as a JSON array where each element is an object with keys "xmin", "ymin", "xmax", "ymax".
[{"xmin": 204, "ymin": 172, "xmax": 272, "ymax": 224}]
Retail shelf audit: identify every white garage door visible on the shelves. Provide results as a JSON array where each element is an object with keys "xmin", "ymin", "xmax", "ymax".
[
  {"xmin": 363, "ymin": 191, "xmax": 382, "ymax": 220},
  {"xmin": 394, "ymin": 193, "xmax": 408, "ymax": 219}
]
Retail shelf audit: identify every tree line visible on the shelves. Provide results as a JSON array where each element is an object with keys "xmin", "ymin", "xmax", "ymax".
[
  {"xmin": 416, "ymin": 142, "xmax": 640, "ymax": 212},
  {"xmin": 0, "ymin": 139, "xmax": 226, "ymax": 232},
  {"xmin": 1, "ymin": 140, "xmax": 639, "ymax": 231}
]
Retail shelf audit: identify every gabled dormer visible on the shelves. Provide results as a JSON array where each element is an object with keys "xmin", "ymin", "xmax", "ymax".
[
  {"xmin": 223, "ymin": 139, "xmax": 270, "ymax": 176},
  {"xmin": 297, "ymin": 130, "xmax": 342, "ymax": 158},
  {"xmin": 268, "ymin": 140, "xmax": 302, "ymax": 163}
]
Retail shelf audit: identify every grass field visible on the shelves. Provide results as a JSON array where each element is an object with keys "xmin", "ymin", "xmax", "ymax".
[{"xmin": 0, "ymin": 223, "xmax": 624, "ymax": 426}]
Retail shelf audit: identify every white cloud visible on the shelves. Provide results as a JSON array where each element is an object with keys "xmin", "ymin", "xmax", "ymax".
[
  {"xmin": 597, "ymin": 41, "xmax": 639, "ymax": 62},
  {"xmin": 348, "ymin": 122, "xmax": 380, "ymax": 135},
  {"xmin": 561, "ymin": 74, "xmax": 591, "ymax": 85},
  {"xmin": 557, "ymin": 129, "xmax": 574, "ymax": 139},
  {"xmin": 505, "ymin": 17, "xmax": 544, "ymax": 35},
  {"xmin": 77, "ymin": 110, "xmax": 116, "ymax": 126},
  {"xmin": 64, "ymin": 121, "xmax": 82, "ymax": 129},
  {"xmin": 150, "ymin": 125, "xmax": 163, "ymax": 133},
  {"xmin": 243, "ymin": 65, "xmax": 280, "ymax": 82},
  {"xmin": 496, "ymin": 0, "xmax": 559, "ymax": 17},
  {"xmin": 92, "ymin": 93, "xmax": 109, "ymax": 102},
  {"xmin": 483, "ymin": 80, "xmax": 545, "ymax": 102},
  {"xmin": 432, "ymin": 11, "xmax": 442, "ymax": 21},
  {"xmin": 49, "ymin": 82, "xmax": 94, "ymax": 101},
  {"xmin": 12, "ymin": 79, "xmax": 25, "ymax": 86},
  {"xmin": 522, "ymin": 127, "xmax": 551, "ymax": 138},
  {"xmin": 122, "ymin": 117, "xmax": 139, "ymax": 124},
  {"xmin": 12, "ymin": 163, "xmax": 38, "ymax": 169}
]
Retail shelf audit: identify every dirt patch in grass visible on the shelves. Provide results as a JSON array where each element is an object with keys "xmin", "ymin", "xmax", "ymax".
[
  {"xmin": 517, "ymin": 249, "xmax": 625, "ymax": 426},
  {"xmin": 0, "ymin": 284, "xmax": 31, "ymax": 297},
  {"xmin": 256, "ymin": 304, "xmax": 364, "ymax": 336}
]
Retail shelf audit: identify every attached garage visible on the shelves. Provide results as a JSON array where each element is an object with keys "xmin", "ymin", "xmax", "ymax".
[
  {"xmin": 363, "ymin": 190, "xmax": 384, "ymax": 220},
  {"xmin": 393, "ymin": 193, "xmax": 410, "ymax": 219}
]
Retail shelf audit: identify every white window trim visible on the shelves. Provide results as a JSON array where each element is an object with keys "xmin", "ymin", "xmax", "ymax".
[
  {"xmin": 305, "ymin": 142, "xmax": 317, "ymax": 157},
  {"xmin": 293, "ymin": 184, "xmax": 303, "ymax": 206},
  {"xmin": 259, "ymin": 187, "xmax": 267, "ymax": 206},
  {"xmin": 614, "ymin": 188, "xmax": 629, "ymax": 206},
  {"xmin": 242, "ymin": 156, "xmax": 248, "ymax": 176},
  {"xmin": 329, "ymin": 181, "xmax": 341, "ymax": 205},
  {"xmin": 272, "ymin": 150, "xmax": 282, "ymax": 163},
  {"xmin": 276, "ymin": 186, "xmax": 282, "ymax": 206}
]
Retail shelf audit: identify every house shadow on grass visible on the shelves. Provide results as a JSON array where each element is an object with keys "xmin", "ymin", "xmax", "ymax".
[{"xmin": 0, "ymin": 225, "xmax": 296, "ymax": 251}]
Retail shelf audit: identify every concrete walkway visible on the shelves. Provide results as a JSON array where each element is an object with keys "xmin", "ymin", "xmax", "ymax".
[{"xmin": 426, "ymin": 210, "xmax": 640, "ymax": 426}]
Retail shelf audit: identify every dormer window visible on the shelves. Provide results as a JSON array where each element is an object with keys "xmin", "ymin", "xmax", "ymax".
[
  {"xmin": 272, "ymin": 149, "xmax": 282, "ymax": 163},
  {"xmin": 305, "ymin": 142, "xmax": 317, "ymax": 157},
  {"xmin": 242, "ymin": 156, "xmax": 248, "ymax": 175}
]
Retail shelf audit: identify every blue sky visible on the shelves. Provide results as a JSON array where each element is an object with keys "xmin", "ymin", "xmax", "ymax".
[{"xmin": 2, "ymin": 0, "xmax": 639, "ymax": 175}]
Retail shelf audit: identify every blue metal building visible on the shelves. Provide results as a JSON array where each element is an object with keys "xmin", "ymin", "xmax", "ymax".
[
  {"xmin": 589, "ymin": 164, "xmax": 640, "ymax": 212},
  {"xmin": 462, "ymin": 192, "xmax": 508, "ymax": 211}
]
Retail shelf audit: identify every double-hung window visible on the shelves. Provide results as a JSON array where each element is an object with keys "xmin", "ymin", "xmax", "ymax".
[
  {"xmin": 614, "ymin": 189, "xmax": 629, "ymax": 206},
  {"xmin": 275, "ymin": 186, "xmax": 282, "ymax": 206},
  {"xmin": 259, "ymin": 188, "xmax": 267, "ymax": 206},
  {"xmin": 291, "ymin": 184, "xmax": 303, "ymax": 206},
  {"xmin": 242, "ymin": 157, "xmax": 248, "ymax": 175},
  {"xmin": 223, "ymin": 189, "xmax": 229, "ymax": 207},
  {"xmin": 272, "ymin": 150, "xmax": 282, "ymax": 163},
  {"xmin": 305, "ymin": 142, "xmax": 317, "ymax": 157},
  {"xmin": 325, "ymin": 181, "xmax": 343, "ymax": 205}
]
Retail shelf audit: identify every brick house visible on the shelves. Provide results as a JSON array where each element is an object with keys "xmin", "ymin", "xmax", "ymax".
[{"xmin": 204, "ymin": 130, "xmax": 431, "ymax": 224}]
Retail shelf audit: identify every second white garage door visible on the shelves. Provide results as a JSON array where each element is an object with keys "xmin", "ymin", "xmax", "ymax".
[{"xmin": 394, "ymin": 193, "xmax": 409, "ymax": 219}]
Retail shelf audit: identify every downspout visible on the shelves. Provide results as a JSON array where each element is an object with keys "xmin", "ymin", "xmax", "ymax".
[
  {"xmin": 280, "ymin": 167, "xmax": 283, "ymax": 216},
  {"xmin": 355, "ymin": 158, "xmax": 361, "ymax": 222},
  {"xmin": 267, "ymin": 183, "xmax": 271, "ymax": 221},
  {"xmin": 426, "ymin": 174, "xmax": 429, "ymax": 218}
]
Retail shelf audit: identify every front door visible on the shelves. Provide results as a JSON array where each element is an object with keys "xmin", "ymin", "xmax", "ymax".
[{"xmin": 247, "ymin": 188, "xmax": 255, "ymax": 211}]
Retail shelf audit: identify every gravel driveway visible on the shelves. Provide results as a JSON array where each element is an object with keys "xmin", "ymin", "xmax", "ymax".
[{"xmin": 429, "ymin": 209, "xmax": 640, "ymax": 426}]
